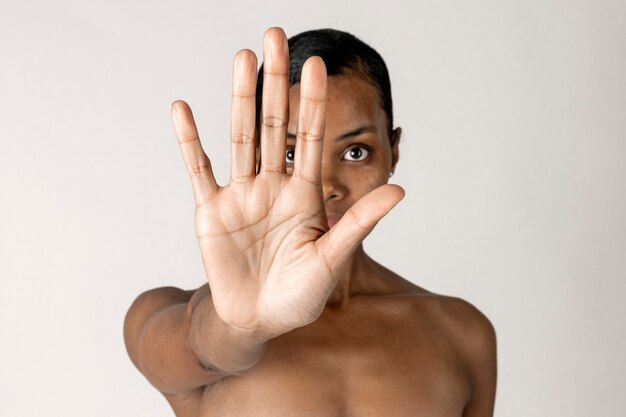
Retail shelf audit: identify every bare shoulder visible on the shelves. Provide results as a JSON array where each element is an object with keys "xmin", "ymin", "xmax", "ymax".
[
  {"xmin": 403, "ymin": 291, "xmax": 497, "ymax": 415},
  {"xmin": 427, "ymin": 294, "xmax": 495, "ymax": 348},
  {"xmin": 401, "ymin": 291, "xmax": 496, "ymax": 359},
  {"xmin": 128, "ymin": 285, "xmax": 197, "ymax": 308},
  {"xmin": 123, "ymin": 286, "xmax": 199, "ymax": 368},
  {"xmin": 373, "ymin": 271, "xmax": 496, "ymax": 356},
  {"xmin": 124, "ymin": 286, "xmax": 196, "ymax": 332},
  {"xmin": 369, "ymin": 262, "xmax": 495, "ymax": 350}
]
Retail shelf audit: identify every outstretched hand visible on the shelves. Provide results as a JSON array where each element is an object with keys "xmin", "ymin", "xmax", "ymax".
[{"xmin": 172, "ymin": 28, "xmax": 404, "ymax": 339}]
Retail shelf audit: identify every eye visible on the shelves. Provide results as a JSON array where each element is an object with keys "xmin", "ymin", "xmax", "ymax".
[
  {"xmin": 342, "ymin": 146, "xmax": 369, "ymax": 162},
  {"xmin": 285, "ymin": 147, "xmax": 295, "ymax": 164}
]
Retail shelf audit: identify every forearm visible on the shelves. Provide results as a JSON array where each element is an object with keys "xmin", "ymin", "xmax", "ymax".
[
  {"xmin": 125, "ymin": 285, "xmax": 269, "ymax": 394},
  {"xmin": 188, "ymin": 285, "xmax": 270, "ymax": 374}
]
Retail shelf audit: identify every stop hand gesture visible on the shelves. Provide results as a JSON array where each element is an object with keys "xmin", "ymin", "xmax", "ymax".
[{"xmin": 172, "ymin": 28, "xmax": 404, "ymax": 340}]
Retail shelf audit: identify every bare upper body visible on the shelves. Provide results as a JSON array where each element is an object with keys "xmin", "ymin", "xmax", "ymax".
[
  {"xmin": 124, "ymin": 28, "xmax": 496, "ymax": 417},
  {"xmin": 125, "ymin": 254, "xmax": 496, "ymax": 417}
]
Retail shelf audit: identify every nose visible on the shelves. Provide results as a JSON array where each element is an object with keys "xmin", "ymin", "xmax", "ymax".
[{"xmin": 321, "ymin": 162, "xmax": 347, "ymax": 203}]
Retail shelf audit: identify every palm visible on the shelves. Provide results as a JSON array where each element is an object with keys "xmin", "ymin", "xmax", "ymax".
[
  {"xmin": 172, "ymin": 28, "xmax": 403, "ymax": 338},
  {"xmin": 197, "ymin": 176, "xmax": 332, "ymax": 333}
]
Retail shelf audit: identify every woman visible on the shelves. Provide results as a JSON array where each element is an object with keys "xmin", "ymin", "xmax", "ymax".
[{"xmin": 124, "ymin": 27, "xmax": 497, "ymax": 416}]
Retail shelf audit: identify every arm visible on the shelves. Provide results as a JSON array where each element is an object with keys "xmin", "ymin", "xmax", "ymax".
[
  {"xmin": 461, "ymin": 307, "xmax": 497, "ymax": 417},
  {"xmin": 125, "ymin": 28, "xmax": 403, "ymax": 397},
  {"xmin": 124, "ymin": 285, "xmax": 270, "ymax": 395}
]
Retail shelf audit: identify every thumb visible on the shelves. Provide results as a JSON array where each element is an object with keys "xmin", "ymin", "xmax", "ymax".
[{"xmin": 316, "ymin": 184, "xmax": 405, "ymax": 270}]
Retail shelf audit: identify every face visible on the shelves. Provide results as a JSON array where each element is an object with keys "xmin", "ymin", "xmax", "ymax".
[{"xmin": 287, "ymin": 74, "xmax": 400, "ymax": 227}]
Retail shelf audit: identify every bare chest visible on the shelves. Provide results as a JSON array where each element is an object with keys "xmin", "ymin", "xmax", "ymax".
[{"xmin": 190, "ymin": 303, "xmax": 471, "ymax": 417}]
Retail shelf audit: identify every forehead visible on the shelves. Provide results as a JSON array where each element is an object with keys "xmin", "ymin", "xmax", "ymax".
[{"xmin": 288, "ymin": 74, "xmax": 387, "ymax": 134}]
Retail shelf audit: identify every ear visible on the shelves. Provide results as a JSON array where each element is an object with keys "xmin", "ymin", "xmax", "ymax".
[{"xmin": 390, "ymin": 127, "xmax": 402, "ymax": 172}]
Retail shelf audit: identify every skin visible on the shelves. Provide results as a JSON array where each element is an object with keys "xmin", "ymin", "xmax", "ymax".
[{"xmin": 124, "ymin": 28, "xmax": 496, "ymax": 417}]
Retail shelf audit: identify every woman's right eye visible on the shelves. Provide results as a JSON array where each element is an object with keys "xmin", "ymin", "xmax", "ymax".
[{"xmin": 286, "ymin": 147, "xmax": 295, "ymax": 164}]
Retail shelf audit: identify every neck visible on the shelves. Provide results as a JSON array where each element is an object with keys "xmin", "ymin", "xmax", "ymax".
[{"xmin": 325, "ymin": 245, "xmax": 382, "ymax": 308}]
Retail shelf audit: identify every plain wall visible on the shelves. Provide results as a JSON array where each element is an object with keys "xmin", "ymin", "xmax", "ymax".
[{"xmin": 1, "ymin": 0, "xmax": 625, "ymax": 416}]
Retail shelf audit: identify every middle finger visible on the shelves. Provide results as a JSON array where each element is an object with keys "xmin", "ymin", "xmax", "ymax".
[{"xmin": 259, "ymin": 27, "xmax": 290, "ymax": 175}]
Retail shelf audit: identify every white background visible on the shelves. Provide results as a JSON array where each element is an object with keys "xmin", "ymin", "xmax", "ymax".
[{"xmin": 1, "ymin": 0, "xmax": 625, "ymax": 416}]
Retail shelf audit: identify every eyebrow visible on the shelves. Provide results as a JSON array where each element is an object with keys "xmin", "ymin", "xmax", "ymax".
[{"xmin": 287, "ymin": 126, "xmax": 376, "ymax": 142}]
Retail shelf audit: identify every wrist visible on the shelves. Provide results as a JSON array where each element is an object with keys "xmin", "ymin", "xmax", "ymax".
[{"xmin": 187, "ymin": 290, "xmax": 273, "ymax": 374}]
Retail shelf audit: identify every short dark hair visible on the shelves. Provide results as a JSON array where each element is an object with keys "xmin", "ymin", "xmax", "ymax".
[{"xmin": 255, "ymin": 28, "xmax": 394, "ymax": 139}]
